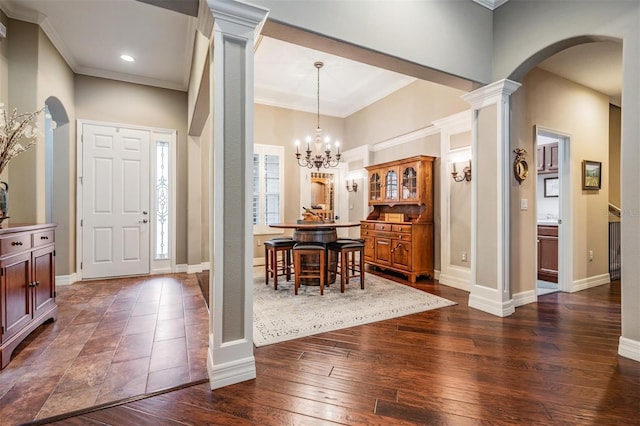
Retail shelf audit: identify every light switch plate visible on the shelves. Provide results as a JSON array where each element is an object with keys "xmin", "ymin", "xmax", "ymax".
[{"xmin": 520, "ymin": 198, "xmax": 528, "ymax": 210}]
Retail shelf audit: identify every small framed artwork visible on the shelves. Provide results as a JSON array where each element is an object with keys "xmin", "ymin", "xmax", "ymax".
[
  {"xmin": 582, "ymin": 160, "xmax": 602, "ymax": 190},
  {"xmin": 544, "ymin": 177, "xmax": 559, "ymax": 197}
]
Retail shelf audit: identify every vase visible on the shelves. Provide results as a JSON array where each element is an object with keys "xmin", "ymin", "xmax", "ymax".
[{"xmin": 0, "ymin": 181, "xmax": 8, "ymax": 222}]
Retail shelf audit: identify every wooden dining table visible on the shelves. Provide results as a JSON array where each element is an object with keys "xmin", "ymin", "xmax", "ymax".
[{"xmin": 269, "ymin": 221, "xmax": 361, "ymax": 284}]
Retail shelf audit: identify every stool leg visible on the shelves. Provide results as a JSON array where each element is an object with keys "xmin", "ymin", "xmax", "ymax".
[
  {"xmin": 294, "ymin": 251, "xmax": 301, "ymax": 295},
  {"xmin": 265, "ymin": 246, "xmax": 270, "ymax": 286},
  {"xmin": 274, "ymin": 249, "xmax": 281, "ymax": 290},
  {"xmin": 285, "ymin": 249, "xmax": 292, "ymax": 281},
  {"xmin": 319, "ymin": 250, "xmax": 325, "ymax": 296},
  {"xmin": 340, "ymin": 250, "xmax": 349, "ymax": 293},
  {"xmin": 359, "ymin": 248, "xmax": 365, "ymax": 289}
]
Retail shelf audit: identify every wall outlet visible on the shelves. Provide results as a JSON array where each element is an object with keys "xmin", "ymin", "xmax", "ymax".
[
  {"xmin": 461, "ymin": 251, "xmax": 467, "ymax": 262},
  {"xmin": 257, "ymin": 240, "xmax": 262, "ymax": 247},
  {"xmin": 589, "ymin": 250, "xmax": 594, "ymax": 261}
]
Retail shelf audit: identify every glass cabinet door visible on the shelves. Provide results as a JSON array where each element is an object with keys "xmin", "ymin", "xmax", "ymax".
[
  {"xmin": 369, "ymin": 171, "xmax": 381, "ymax": 202},
  {"xmin": 400, "ymin": 164, "xmax": 418, "ymax": 201},
  {"xmin": 384, "ymin": 168, "xmax": 398, "ymax": 201}
]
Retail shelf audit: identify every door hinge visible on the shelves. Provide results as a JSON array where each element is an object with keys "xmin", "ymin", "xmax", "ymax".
[
  {"xmin": 80, "ymin": 219, "xmax": 83, "ymax": 227},
  {"xmin": 80, "ymin": 262, "xmax": 83, "ymax": 270},
  {"xmin": 54, "ymin": 291, "xmax": 57, "ymax": 297},
  {"xmin": 53, "ymin": 250, "xmax": 56, "ymax": 256}
]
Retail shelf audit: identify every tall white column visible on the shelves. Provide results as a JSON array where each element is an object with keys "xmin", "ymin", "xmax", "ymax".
[
  {"xmin": 207, "ymin": 0, "xmax": 268, "ymax": 390},
  {"xmin": 462, "ymin": 79, "xmax": 521, "ymax": 317}
]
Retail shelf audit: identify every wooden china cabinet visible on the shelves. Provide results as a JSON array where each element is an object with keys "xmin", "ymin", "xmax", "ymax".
[
  {"xmin": 0, "ymin": 223, "xmax": 57, "ymax": 369},
  {"xmin": 361, "ymin": 155, "xmax": 435, "ymax": 282}
]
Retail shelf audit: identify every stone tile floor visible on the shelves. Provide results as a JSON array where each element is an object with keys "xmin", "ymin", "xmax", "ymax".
[{"xmin": 0, "ymin": 274, "xmax": 209, "ymax": 425}]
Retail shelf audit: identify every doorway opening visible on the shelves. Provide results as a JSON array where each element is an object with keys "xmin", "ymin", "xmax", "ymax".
[{"xmin": 535, "ymin": 127, "xmax": 571, "ymax": 295}]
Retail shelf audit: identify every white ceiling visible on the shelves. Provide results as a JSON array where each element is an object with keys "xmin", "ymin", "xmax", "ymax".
[
  {"xmin": 0, "ymin": 0, "xmax": 623, "ymax": 112},
  {"xmin": 254, "ymin": 36, "xmax": 416, "ymax": 118}
]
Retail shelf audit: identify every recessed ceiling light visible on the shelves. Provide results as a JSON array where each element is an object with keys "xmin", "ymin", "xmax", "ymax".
[{"xmin": 120, "ymin": 54, "xmax": 135, "ymax": 62}]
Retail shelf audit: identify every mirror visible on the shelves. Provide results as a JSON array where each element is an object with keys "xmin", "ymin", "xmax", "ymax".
[{"xmin": 309, "ymin": 172, "xmax": 334, "ymax": 221}]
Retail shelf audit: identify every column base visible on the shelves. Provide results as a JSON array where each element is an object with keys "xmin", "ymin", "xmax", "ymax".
[{"xmin": 207, "ymin": 346, "xmax": 256, "ymax": 390}]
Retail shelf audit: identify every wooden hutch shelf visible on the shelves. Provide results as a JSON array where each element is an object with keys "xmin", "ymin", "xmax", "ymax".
[{"xmin": 361, "ymin": 155, "xmax": 435, "ymax": 282}]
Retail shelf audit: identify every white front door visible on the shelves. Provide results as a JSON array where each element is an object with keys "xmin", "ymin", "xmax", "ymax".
[{"xmin": 81, "ymin": 123, "xmax": 150, "ymax": 279}]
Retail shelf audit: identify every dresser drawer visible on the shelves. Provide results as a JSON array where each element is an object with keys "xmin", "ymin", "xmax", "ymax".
[
  {"xmin": 0, "ymin": 234, "xmax": 32, "ymax": 257},
  {"xmin": 374, "ymin": 223, "xmax": 391, "ymax": 232},
  {"xmin": 33, "ymin": 230, "xmax": 55, "ymax": 247},
  {"xmin": 391, "ymin": 224, "xmax": 412, "ymax": 233},
  {"xmin": 361, "ymin": 228, "xmax": 374, "ymax": 237},
  {"xmin": 393, "ymin": 233, "xmax": 412, "ymax": 241},
  {"xmin": 361, "ymin": 222, "xmax": 374, "ymax": 230}
]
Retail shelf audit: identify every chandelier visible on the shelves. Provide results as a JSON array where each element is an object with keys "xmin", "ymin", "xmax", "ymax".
[{"xmin": 294, "ymin": 61, "xmax": 341, "ymax": 171}]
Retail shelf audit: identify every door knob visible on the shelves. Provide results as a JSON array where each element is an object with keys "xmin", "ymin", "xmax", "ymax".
[
  {"xmin": 139, "ymin": 219, "xmax": 149, "ymax": 224},
  {"xmin": 142, "ymin": 211, "xmax": 148, "ymax": 215}
]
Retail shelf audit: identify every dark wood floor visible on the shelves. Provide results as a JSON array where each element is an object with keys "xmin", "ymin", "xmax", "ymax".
[{"xmin": 33, "ymin": 269, "xmax": 640, "ymax": 425}]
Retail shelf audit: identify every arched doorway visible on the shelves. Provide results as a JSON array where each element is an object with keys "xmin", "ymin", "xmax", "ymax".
[{"xmin": 44, "ymin": 96, "xmax": 72, "ymax": 277}]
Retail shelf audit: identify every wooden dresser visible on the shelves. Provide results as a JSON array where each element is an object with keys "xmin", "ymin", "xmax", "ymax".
[
  {"xmin": 0, "ymin": 223, "xmax": 57, "ymax": 369},
  {"xmin": 361, "ymin": 155, "xmax": 435, "ymax": 282}
]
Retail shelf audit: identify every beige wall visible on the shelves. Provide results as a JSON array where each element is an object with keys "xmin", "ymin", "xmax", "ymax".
[
  {"xmin": 4, "ymin": 20, "xmax": 76, "ymax": 275},
  {"xmin": 75, "ymin": 75, "xmax": 189, "ymax": 265},
  {"xmin": 0, "ymin": 11, "xmax": 8, "ymax": 111},
  {"xmin": 608, "ymin": 105, "xmax": 621, "ymax": 208},
  {"xmin": 450, "ymin": 131, "xmax": 472, "ymax": 268},
  {"xmin": 253, "ymin": 103, "xmax": 345, "ymax": 258},
  {"xmin": 511, "ymin": 68, "xmax": 610, "ymax": 295},
  {"xmin": 345, "ymin": 80, "xmax": 468, "ymax": 150},
  {"xmin": 7, "ymin": 20, "xmax": 39, "ymax": 222},
  {"xmin": 37, "ymin": 28, "xmax": 76, "ymax": 276}
]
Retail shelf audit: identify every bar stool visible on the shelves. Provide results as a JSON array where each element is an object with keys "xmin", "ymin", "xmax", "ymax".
[
  {"xmin": 264, "ymin": 238, "xmax": 295, "ymax": 290},
  {"xmin": 327, "ymin": 239, "xmax": 365, "ymax": 293},
  {"xmin": 293, "ymin": 242, "xmax": 326, "ymax": 295}
]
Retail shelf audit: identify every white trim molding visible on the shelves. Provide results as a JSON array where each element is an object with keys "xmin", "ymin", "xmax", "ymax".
[
  {"xmin": 463, "ymin": 79, "xmax": 521, "ymax": 318},
  {"xmin": 570, "ymin": 274, "xmax": 610, "ymax": 293},
  {"xmin": 472, "ymin": 0, "xmax": 510, "ymax": 11},
  {"xmin": 512, "ymin": 290, "xmax": 537, "ymax": 307},
  {"xmin": 207, "ymin": 0, "xmax": 268, "ymax": 391},
  {"xmin": 371, "ymin": 125, "xmax": 440, "ymax": 152},
  {"xmin": 618, "ymin": 337, "xmax": 640, "ymax": 362},
  {"xmin": 55, "ymin": 273, "xmax": 79, "ymax": 286}
]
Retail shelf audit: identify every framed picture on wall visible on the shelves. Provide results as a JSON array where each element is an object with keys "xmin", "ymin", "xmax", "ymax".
[
  {"xmin": 544, "ymin": 177, "xmax": 559, "ymax": 197},
  {"xmin": 582, "ymin": 160, "xmax": 602, "ymax": 190}
]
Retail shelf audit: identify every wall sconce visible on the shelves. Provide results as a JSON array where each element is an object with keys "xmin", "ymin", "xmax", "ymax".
[
  {"xmin": 345, "ymin": 179, "xmax": 358, "ymax": 192},
  {"xmin": 451, "ymin": 160, "xmax": 472, "ymax": 182}
]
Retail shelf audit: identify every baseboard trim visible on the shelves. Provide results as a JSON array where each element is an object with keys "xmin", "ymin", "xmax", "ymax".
[
  {"xmin": 207, "ymin": 352, "xmax": 256, "ymax": 390},
  {"xmin": 618, "ymin": 336, "xmax": 640, "ymax": 362},
  {"xmin": 468, "ymin": 287, "xmax": 515, "ymax": 317},
  {"xmin": 55, "ymin": 273, "xmax": 79, "ymax": 286},
  {"xmin": 438, "ymin": 266, "xmax": 471, "ymax": 291},
  {"xmin": 571, "ymin": 273, "xmax": 610, "ymax": 292},
  {"xmin": 512, "ymin": 289, "xmax": 537, "ymax": 307}
]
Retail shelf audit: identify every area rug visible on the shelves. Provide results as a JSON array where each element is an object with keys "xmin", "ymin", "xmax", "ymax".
[{"xmin": 253, "ymin": 273, "xmax": 456, "ymax": 346}]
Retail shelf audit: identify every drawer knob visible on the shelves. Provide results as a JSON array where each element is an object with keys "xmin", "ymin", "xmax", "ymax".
[
  {"xmin": 41, "ymin": 236, "xmax": 49, "ymax": 240},
  {"xmin": 11, "ymin": 241, "xmax": 23, "ymax": 246}
]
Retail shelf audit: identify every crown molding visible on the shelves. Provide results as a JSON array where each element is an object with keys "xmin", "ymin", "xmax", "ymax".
[{"xmin": 472, "ymin": 0, "xmax": 510, "ymax": 11}]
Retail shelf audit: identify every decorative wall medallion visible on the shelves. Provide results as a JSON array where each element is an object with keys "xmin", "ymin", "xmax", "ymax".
[{"xmin": 513, "ymin": 148, "xmax": 528, "ymax": 184}]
